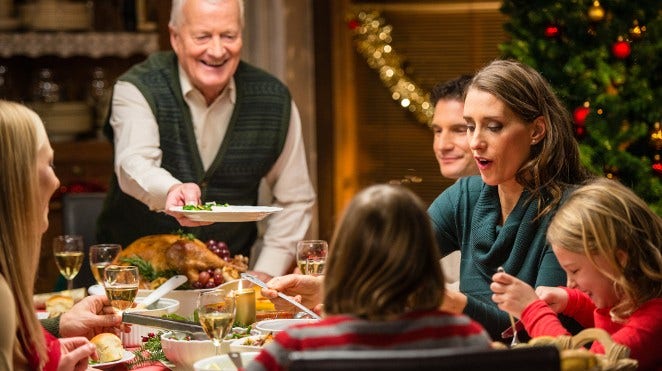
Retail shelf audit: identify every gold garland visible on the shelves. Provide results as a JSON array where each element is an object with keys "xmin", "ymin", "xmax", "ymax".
[{"xmin": 348, "ymin": 10, "xmax": 434, "ymax": 126}]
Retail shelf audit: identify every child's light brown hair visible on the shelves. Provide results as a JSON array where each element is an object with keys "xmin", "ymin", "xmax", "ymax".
[{"xmin": 323, "ymin": 184, "xmax": 445, "ymax": 320}]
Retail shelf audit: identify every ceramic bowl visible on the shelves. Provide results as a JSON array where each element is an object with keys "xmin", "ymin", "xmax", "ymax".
[
  {"xmin": 254, "ymin": 318, "xmax": 319, "ymax": 334},
  {"xmin": 160, "ymin": 331, "xmax": 218, "ymax": 371},
  {"xmin": 229, "ymin": 334, "xmax": 274, "ymax": 353},
  {"xmin": 122, "ymin": 296, "xmax": 179, "ymax": 347},
  {"xmin": 193, "ymin": 352, "xmax": 260, "ymax": 371}
]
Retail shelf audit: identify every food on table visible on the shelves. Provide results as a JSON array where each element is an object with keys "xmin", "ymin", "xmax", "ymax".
[
  {"xmin": 45, "ymin": 294, "xmax": 74, "ymax": 318},
  {"xmin": 241, "ymin": 333, "xmax": 274, "ymax": 347},
  {"xmin": 91, "ymin": 333, "xmax": 123, "ymax": 363},
  {"xmin": 112, "ymin": 234, "xmax": 248, "ymax": 288}
]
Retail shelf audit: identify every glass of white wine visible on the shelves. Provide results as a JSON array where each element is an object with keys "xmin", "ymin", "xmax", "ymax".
[
  {"xmin": 52, "ymin": 235, "xmax": 84, "ymax": 291},
  {"xmin": 89, "ymin": 244, "xmax": 122, "ymax": 287},
  {"xmin": 103, "ymin": 265, "xmax": 139, "ymax": 315},
  {"xmin": 197, "ymin": 289, "xmax": 236, "ymax": 355},
  {"xmin": 296, "ymin": 240, "xmax": 328, "ymax": 276}
]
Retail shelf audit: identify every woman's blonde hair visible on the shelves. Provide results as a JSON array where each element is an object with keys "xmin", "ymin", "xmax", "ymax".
[
  {"xmin": 0, "ymin": 100, "xmax": 49, "ymax": 368},
  {"xmin": 547, "ymin": 177, "xmax": 662, "ymax": 321},
  {"xmin": 468, "ymin": 60, "xmax": 593, "ymax": 217},
  {"xmin": 323, "ymin": 184, "xmax": 445, "ymax": 319}
]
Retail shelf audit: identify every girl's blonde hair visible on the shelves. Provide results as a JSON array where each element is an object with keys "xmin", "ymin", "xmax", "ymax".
[
  {"xmin": 547, "ymin": 177, "xmax": 662, "ymax": 321},
  {"xmin": 0, "ymin": 100, "xmax": 49, "ymax": 368},
  {"xmin": 323, "ymin": 184, "xmax": 445, "ymax": 319}
]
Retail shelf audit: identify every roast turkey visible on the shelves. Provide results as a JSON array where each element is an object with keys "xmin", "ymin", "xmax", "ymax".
[{"xmin": 112, "ymin": 234, "xmax": 248, "ymax": 286}]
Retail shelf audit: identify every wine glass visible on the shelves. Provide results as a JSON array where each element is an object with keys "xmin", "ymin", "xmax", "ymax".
[
  {"xmin": 89, "ymin": 244, "xmax": 122, "ymax": 287},
  {"xmin": 296, "ymin": 240, "xmax": 328, "ymax": 276},
  {"xmin": 197, "ymin": 289, "xmax": 236, "ymax": 355},
  {"xmin": 52, "ymin": 235, "xmax": 85, "ymax": 291},
  {"xmin": 103, "ymin": 265, "xmax": 139, "ymax": 315}
]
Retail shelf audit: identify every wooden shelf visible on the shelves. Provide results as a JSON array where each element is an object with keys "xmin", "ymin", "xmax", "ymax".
[{"xmin": 0, "ymin": 31, "xmax": 159, "ymax": 58}]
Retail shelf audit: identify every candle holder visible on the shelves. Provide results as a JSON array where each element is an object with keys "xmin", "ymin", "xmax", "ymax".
[{"xmin": 234, "ymin": 287, "xmax": 256, "ymax": 326}]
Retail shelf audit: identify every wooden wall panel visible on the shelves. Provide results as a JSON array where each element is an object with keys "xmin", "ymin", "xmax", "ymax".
[{"xmin": 328, "ymin": 1, "xmax": 508, "ymax": 217}]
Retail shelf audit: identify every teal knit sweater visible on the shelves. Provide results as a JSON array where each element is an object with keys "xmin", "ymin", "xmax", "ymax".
[{"xmin": 428, "ymin": 175, "xmax": 567, "ymax": 340}]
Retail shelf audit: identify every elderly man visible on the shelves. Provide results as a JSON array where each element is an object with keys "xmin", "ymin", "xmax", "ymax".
[{"xmin": 97, "ymin": 0, "xmax": 316, "ymax": 282}]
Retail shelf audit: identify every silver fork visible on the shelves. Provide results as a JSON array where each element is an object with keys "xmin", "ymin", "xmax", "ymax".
[{"xmin": 497, "ymin": 267, "xmax": 521, "ymax": 347}]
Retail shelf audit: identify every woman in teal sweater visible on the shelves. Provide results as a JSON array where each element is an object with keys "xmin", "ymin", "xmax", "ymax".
[{"xmin": 428, "ymin": 59, "xmax": 593, "ymax": 340}]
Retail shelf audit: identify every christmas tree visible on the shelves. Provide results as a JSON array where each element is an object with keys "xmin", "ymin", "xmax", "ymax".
[{"xmin": 499, "ymin": 0, "xmax": 662, "ymax": 214}]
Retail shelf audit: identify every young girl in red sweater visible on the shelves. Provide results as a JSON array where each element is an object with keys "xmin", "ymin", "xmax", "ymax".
[{"xmin": 491, "ymin": 178, "xmax": 662, "ymax": 370}]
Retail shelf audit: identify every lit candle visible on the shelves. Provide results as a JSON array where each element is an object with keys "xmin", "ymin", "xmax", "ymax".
[{"xmin": 235, "ymin": 288, "xmax": 256, "ymax": 326}]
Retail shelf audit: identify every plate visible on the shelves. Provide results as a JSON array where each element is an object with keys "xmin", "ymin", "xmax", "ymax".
[
  {"xmin": 90, "ymin": 350, "xmax": 135, "ymax": 369},
  {"xmin": 169, "ymin": 205, "xmax": 283, "ymax": 222}
]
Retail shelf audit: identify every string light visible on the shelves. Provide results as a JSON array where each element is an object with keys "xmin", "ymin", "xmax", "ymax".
[{"xmin": 348, "ymin": 10, "xmax": 434, "ymax": 126}]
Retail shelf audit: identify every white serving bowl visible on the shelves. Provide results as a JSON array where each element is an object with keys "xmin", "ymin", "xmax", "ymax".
[
  {"xmin": 161, "ymin": 331, "xmax": 217, "ymax": 371},
  {"xmin": 137, "ymin": 288, "xmax": 200, "ymax": 318},
  {"xmin": 229, "ymin": 334, "xmax": 273, "ymax": 353},
  {"xmin": 254, "ymin": 318, "xmax": 319, "ymax": 335},
  {"xmin": 122, "ymin": 296, "xmax": 180, "ymax": 347},
  {"xmin": 194, "ymin": 352, "xmax": 260, "ymax": 371}
]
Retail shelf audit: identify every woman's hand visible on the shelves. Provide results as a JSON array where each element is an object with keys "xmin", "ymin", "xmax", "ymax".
[
  {"xmin": 535, "ymin": 286, "xmax": 568, "ymax": 313},
  {"xmin": 490, "ymin": 271, "xmax": 539, "ymax": 318},
  {"xmin": 59, "ymin": 295, "xmax": 123, "ymax": 339},
  {"xmin": 56, "ymin": 337, "xmax": 96, "ymax": 371},
  {"xmin": 262, "ymin": 274, "xmax": 323, "ymax": 311},
  {"xmin": 439, "ymin": 289, "xmax": 467, "ymax": 314}
]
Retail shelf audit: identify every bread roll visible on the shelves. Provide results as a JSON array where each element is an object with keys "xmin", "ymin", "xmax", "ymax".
[
  {"xmin": 91, "ymin": 333, "xmax": 123, "ymax": 363},
  {"xmin": 45, "ymin": 294, "xmax": 74, "ymax": 318}
]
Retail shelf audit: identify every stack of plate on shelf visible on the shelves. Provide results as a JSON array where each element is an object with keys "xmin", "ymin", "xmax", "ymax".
[
  {"xmin": 29, "ymin": 102, "xmax": 92, "ymax": 141},
  {"xmin": 20, "ymin": 0, "xmax": 91, "ymax": 31}
]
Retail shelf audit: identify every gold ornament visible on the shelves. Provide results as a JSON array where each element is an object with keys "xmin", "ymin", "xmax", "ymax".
[
  {"xmin": 629, "ymin": 20, "xmax": 646, "ymax": 41},
  {"xmin": 588, "ymin": 1, "xmax": 605, "ymax": 22},
  {"xmin": 348, "ymin": 10, "xmax": 433, "ymax": 126},
  {"xmin": 650, "ymin": 122, "xmax": 662, "ymax": 150}
]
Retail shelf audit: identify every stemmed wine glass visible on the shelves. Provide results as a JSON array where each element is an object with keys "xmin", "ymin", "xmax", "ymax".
[
  {"xmin": 296, "ymin": 240, "xmax": 328, "ymax": 276},
  {"xmin": 52, "ymin": 235, "xmax": 84, "ymax": 291},
  {"xmin": 197, "ymin": 289, "xmax": 236, "ymax": 355},
  {"xmin": 103, "ymin": 265, "xmax": 139, "ymax": 316},
  {"xmin": 89, "ymin": 244, "xmax": 122, "ymax": 287}
]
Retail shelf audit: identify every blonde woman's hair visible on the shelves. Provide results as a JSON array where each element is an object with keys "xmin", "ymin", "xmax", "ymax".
[
  {"xmin": 468, "ymin": 60, "xmax": 593, "ymax": 217},
  {"xmin": 323, "ymin": 184, "xmax": 445, "ymax": 319},
  {"xmin": 170, "ymin": 0, "xmax": 245, "ymax": 28},
  {"xmin": 0, "ymin": 100, "xmax": 49, "ymax": 369},
  {"xmin": 547, "ymin": 177, "xmax": 662, "ymax": 321}
]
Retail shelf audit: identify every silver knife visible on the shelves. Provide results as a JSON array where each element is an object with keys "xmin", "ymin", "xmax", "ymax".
[
  {"xmin": 122, "ymin": 312, "xmax": 208, "ymax": 340},
  {"xmin": 241, "ymin": 273, "xmax": 321, "ymax": 320}
]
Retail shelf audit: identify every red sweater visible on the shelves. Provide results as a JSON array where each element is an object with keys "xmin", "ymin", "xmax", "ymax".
[
  {"xmin": 248, "ymin": 310, "xmax": 492, "ymax": 371},
  {"xmin": 521, "ymin": 288, "xmax": 662, "ymax": 371},
  {"xmin": 28, "ymin": 328, "xmax": 60, "ymax": 371}
]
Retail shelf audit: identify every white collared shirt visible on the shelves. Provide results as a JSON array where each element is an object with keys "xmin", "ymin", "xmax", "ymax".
[{"xmin": 109, "ymin": 66, "xmax": 316, "ymax": 276}]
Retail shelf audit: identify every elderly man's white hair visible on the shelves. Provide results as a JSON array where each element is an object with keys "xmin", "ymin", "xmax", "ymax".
[{"xmin": 169, "ymin": 0, "xmax": 245, "ymax": 28}]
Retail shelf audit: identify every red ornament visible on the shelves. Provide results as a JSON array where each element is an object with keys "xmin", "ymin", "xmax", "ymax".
[
  {"xmin": 611, "ymin": 40, "xmax": 631, "ymax": 59},
  {"xmin": 347, "ymin": 19, "xmax": 360, "ymax": 30},
  {"xmin": 544, "ymin": 25, "xmax": 560, "ymax": 38},
  {"xmin": 574, "ymin": 125, "xmax": 587, "ymax": 140},
  {"xmin": 653, "ymin": 163, "xmax": 662, "ymax": 175},
  {"xmin": 573, "ymin": 106, "xmax": 590, "ymax": 126}
]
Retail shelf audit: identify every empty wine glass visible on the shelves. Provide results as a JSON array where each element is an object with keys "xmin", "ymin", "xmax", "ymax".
[
  {"xmin": 89, "ymin": 244, "xmax": 122, "ymax": 287},
  {"xmin": 197, "ymin": 288, "xmax": 236, "ymax": 355},
  {"xmin": 52, "ymin": 235, "xmax": 84, "ymax": 291},
  {"xmin": 296, "ymin": 240, "xmax": 328, "ymax": 276},
  {"xmin": 104, "ymin": 265, "xmax": 139, "ymax": 316}
]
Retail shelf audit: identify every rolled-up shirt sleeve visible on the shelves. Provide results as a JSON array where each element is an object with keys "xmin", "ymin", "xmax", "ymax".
[
  {"xmin": 110, "ymin": 81, "xmax": 182, "ymax": 211},
  {"xmin": 252, "ymin": 101, "xmax": 316, "ymax": 276}
]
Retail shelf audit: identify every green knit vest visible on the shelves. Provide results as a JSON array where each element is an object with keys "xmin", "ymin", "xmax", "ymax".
[{"xmin": 97, "ymin": 52, "xmax": 290, "ymax": 257}]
